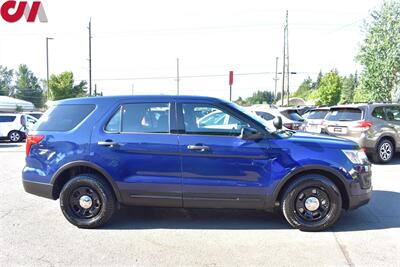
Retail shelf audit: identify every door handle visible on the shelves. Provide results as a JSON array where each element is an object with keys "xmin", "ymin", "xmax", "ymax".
[
  {"xmin": 97, "ymin": 140, "xmax": 118, "ymax": 147},
  {"xmin": 187, "ymin": 145, "xmax": 210, "ymax": 152}
]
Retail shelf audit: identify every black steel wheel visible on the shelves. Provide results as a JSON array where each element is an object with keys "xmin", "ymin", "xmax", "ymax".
[
  {"xmin": 282, "ymin": 174, "xmax": 342, "ymax": 231},
  {"xmin": 60, "ymin": 174, "xmax": 116, "ymax": 228}
]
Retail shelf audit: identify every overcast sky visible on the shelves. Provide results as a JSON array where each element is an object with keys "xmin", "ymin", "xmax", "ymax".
[{"xmin": 0, "ymin": 0, "xmax": 384, "ymax": 100}]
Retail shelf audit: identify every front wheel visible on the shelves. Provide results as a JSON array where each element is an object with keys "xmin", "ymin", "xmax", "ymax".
[
  {"xmin": 281, "ymin": 175, "xmax": 342, "ymax": 231},
  {"xmin": 60, "ymin": 174, "xmax": 116, "ymax": 228}
]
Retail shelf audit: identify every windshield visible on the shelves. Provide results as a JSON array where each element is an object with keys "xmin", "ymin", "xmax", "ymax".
[{"xmin": 227, "ymin": 102, "xmax": 274, "ymax": 131}]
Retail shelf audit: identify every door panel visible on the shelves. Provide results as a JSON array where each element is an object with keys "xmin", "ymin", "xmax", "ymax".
[
  {"xmin": 178, "ymin": 103, "xmax": 271, "ymax": 209},
  {"xmin": 91, "ymin": 102, "xmax": 182, "ymax": 207}
]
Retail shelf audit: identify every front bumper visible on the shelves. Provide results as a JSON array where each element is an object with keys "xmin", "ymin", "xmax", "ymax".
[
  {"xmin": 347, "ymin": 164, "xmax": 372, "ymax": 209},
  {"xmin": 23, "ymin": 180, "xmax": 54, "ymax": 200}
]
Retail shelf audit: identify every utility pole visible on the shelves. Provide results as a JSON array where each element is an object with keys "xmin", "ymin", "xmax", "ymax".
[
  {"xmin": 94, "ymin": 84, "xmax": 97, "ymax": 96},
  {"xmin": 176, "ymin": 58, "xmax": 180, "ymax": 95},
  {"xmin": 273, "ymin": 57, "xmax": 279, "ymax": 99},
  {"xmin": 281, "ymin": 10, "xmax": 289, "ymax": 106},
  {"xmin": 46, "ymin": 37, "xmax": 53, "ymax": 99},
  {"xmin": 286, "ymin": 11, "xmax": 290, "ymax": 106},
  {"xmin": 88, "ymin": 18, "xmax": 93, "ymax": 96}
]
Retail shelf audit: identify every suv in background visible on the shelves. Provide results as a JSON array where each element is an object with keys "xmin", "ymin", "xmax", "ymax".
[
  {"xmin": 0, "ymin": 113, "xmax": 37, "ymax": 142},
  {"xmin": 248, "ymin": 106, "xmax": 304, "ymax": 130},
  {"xmin": 322, "ymin": 103, "xmax": 400, "ymax": 163},
  {"xmin": 23, "ymin": 96, "xmax": 371, "ymax": 231}
]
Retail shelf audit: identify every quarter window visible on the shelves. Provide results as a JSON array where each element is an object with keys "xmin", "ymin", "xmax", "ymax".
[
  {"xmin": 372, "ymin": 107, "xmax": 385, "ymax": 120},
  {"xmin": 182, "ymin": 104, "xmax": 249, "ymax": 136},
  {"xmin": 106, "ymin": 103, "xmax": 170, "ymax": 133}
]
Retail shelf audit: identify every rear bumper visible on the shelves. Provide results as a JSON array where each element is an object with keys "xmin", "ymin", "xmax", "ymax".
[
  {"xmin": 347, "ymin": 167, "xmax": 372, "ymax": 210},
  {"xmin": 348, "ymin": 188, "xmax": 372, "ymax": 210},
  {"xmin": 23, "ymin": 180, "xmax": 54, "ymax": 200}
]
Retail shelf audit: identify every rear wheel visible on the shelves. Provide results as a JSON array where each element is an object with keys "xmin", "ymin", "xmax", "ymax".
[
  {"xmin": 372, "ymin": 139, "xmax": 394, "ymax": 164},
  {"xmin": 281, "ymin": 175, "xmax": 342, "ymax": 231},
  {"xmin": 60, "ymin": 174, "xmax": 116, "ymax": 228},
  {"xmin": 8, "ymin": 130, "xmax": 22, "ymax": 143}
]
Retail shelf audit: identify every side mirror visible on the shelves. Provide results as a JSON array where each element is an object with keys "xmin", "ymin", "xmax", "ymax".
[
  {"xmin": 273, "ymin": 116, "xmax": 283, "ymax": 130},
  {"xmin": 240, "ymin": 127, "xmax": 264, "ymax": 141}
]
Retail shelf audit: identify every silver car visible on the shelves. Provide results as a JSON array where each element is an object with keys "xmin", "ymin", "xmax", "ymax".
[
  {"xmin": 302, "ymin": 107, "xmax": 330, "ymax": 133},
  {"xmin": 322, "ymin": 103, "xmax": 400, "ymax": 163}
]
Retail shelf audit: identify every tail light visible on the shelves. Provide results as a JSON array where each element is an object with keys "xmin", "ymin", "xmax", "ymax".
[
  {"xmin": 26, "ymin": 135, "xmax": 44, "ymax": 156},
  {"xmin": 355, "ymin": 121, "xmax": 373, "ymax": 129},
  {"xmin": 283, "ymin": 123, "xmax": 293, "ymax": 129}
]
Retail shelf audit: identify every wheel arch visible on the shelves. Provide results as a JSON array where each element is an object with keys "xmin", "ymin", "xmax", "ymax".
[
  {"xmin": 376, "ymin": 135, "xmax": 396, "ymax": 150},
  {"xmin": 50, "ymin": 161, "xmax": 122, "ymax": 202},
  {"xmin": 273, "ymin": 165, "xmax": 350, "ymax": 210}
]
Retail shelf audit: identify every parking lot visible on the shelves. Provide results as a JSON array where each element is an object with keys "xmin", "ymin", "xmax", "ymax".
[{"xmin": 0, "ymin": 141, "xmax": 399, "ymax": 266}]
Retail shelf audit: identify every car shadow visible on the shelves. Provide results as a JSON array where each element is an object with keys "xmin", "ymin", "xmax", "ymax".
[{"xmin": 103, "ymin": 190, "xmax": 400, "ymax": 232}]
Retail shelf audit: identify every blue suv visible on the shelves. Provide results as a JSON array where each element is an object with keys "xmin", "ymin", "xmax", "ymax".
[{"xmin": 23, "ymin": 96, "xmax": 372, "ymax": 231}]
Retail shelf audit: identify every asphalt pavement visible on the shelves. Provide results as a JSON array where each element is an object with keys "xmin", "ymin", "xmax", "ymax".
[{"xmin": 0, "ymin": 142, "xmax": 399, "ymax": 266}]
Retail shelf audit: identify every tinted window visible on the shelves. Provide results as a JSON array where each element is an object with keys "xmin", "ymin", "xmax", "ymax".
[
  {"xmin": 255, "ymin": 111, "xmax": 275, "ymax": 121},
  {"xmin": 372, "ymin": 107, "xmax": 385, "ymax": 120},
  {"xmin": 325, "ymin": 108, "xmax": 362, "ymax": 121},
  {"xmin": 306, "ymin": 110, "xmax": 328, "ymax": 120},
  {"xmin": 105, "ymin": 108, "xmax": 121, "ymax": 133},
  {"xmin": 385, "ymin": 106, "xmax": 400, "ymax": 121},
  {"xmin": 281, "ymin": 110, "xmax": 304, "ymax": 121},
  {"xmin": 183, "ymin": 104, "xmax": 249, "ymax": 136},
  {"xmin": 0, "ymin": 116, "xmax": 16, "ymax": 123},
  {"xmin": 36, "ymin": 104, "xmax": 95, "ymax": 131},
  {"xmin": 120, "ymin": 103, "xmax": 170, "ymax": 133}
]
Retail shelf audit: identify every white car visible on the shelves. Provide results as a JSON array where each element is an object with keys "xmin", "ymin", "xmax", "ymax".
[
  {"xmin": 302, "ymin": 107, "xmax": 330, "ymax": 133},
  {"xmin": 0, "ymin": 113, "xmax": 37, "ymax": 142},
  {"xmin": 247, "ymin": 105, "xmax": 304, "ymax": 130}
]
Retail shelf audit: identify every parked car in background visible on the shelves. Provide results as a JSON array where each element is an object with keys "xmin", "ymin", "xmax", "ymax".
[
  {"xmin": 23, "ymin": 95, "xmax": 372, "ymax": 231},
  {"xmin": 0, "ymin": 113, "xmax": 37, "ymax": 142},
  {"xmin": 23, "ymin": 111, "xmax": 43, "ymax": 120},
  {"xmin": 248, "ymin": 105, "xmax": 305, "ymax": 130},
  {"xmin": 322, "ymin": 103, "xmax": 400, "ymax": 163},
  {"xmin": 302, "ymin": 107, "xmax": 330, "ymax": 133}
]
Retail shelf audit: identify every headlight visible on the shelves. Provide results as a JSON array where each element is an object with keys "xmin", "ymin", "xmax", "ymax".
[{"xmin": 342, "ymin": 150, "xmax": 368, "ymax": 164}]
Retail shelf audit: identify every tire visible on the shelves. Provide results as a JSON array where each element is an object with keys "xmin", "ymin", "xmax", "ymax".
[
  {"xmin": 60, "ymin": 174, "xmax": 116, "ymax": 229},
  {"xmin": 8, "ymin": 130, "xmax": 22, "ymax": 143},
  {"xmin": 281, "ymin": 174, "xmax": 342, "ymax": 232},
  {"xmin": 371, "ymin": 139, "xmax": 394, "ymax": 164}
]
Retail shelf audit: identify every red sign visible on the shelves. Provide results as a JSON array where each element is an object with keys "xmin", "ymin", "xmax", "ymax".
[
  {"xmin": 229, "ymin": 71, "xmax": 234, "ymax": 86},
  {"xmin": 0, "ymin": 1, "xmax": 48, "ymax": 23}
]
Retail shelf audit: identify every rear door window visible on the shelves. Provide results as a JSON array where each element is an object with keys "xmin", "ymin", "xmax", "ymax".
[
  {"xmin": 35, "ymin": 104, "xmax": 95, "ymax": 131},
  {"xmin": 372, "ymin": 107, "xmax": 385, "ymax": 120},
  {"xmin": 325, "ymin": 108, "xmax": 362, "ymax": 121},
  {"xmin": 0, "ymin": 116, "xmax": 16, "ymax": 123}
]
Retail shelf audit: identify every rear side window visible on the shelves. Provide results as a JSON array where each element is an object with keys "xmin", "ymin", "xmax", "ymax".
[
  {"xmin": 106, "ymin": 103, "xmax": 170, "ymax": 133},
  {"xmin": 372, "ymin": 107, "xmax": 385, "ymax": 120},
  {"xmin": 306, "ymin": 110, "xmax": 328, "ymax": 120},
  {"xmin": 280, "ymin": 110, "xmax": 304, "ymax": 122},
  {"xmin": 0, "ymin": 116, "xmax": 16, "ymax": 122},
  {"xmin": 325, "ymin": 108, "xmax": 362, "ymax": 121},
  {"xmin": 35, "ymin": 104, "xmax": 95, "ymax": 131}
]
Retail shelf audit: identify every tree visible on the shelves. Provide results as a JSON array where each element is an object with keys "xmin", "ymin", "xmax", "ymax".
[
  {"xmin": 15, "ymin": 64, "xmax": 45, "ymax": 108},
  {"xmin": 0, "ymin": 66, "xmax": 13, "ymax": 96},
  {"xmin": 315, "ymin": 71, "xmax": 342, "ymax": 106},
  {"xmin": 49, "ymin": 72, "xmax": 87, "ymax": 100},
  {"xmin": 292, "ymin": 77, "xmax": 313, "ymax": 100},
  {"xmin": 246, "ymin": 91, "xmax": 276, "ymax": 105},
  {"xmin": 340, "ymin": 74, "xmax": 357, "ymax": 104},
  {"xmin": 357, "ymin": 1, "xmax": 400, "ymax": 102},
  {"xmin": 312, "ymin": 70, "xmax": 323, "ymax": 90}
]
